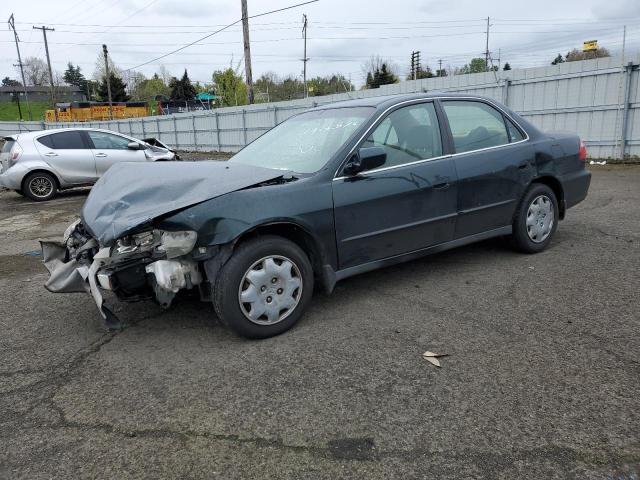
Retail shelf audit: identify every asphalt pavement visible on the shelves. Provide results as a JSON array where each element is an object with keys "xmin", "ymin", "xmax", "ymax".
[{"xmin": 0, "ymin": 165, "xmax": 638, "ymax": 479}]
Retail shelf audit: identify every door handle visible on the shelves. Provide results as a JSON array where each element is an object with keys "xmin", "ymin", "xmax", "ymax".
[
  {"xmin": 433, "ymin": 182, "xmax": 450, "ymax": 190},
  {"xmin": 95, "ymin": 153, "xmax": 107, "ymax": 157},
  {"xmin": 44, "ymin": 152, "xmax": 58, "ymax": 157}
]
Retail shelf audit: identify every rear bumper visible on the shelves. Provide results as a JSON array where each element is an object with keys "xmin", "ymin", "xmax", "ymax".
[
  {"xmin": 0, "ymin": 165, "xmax": 25, "ymax": 190},
  {"xmin": 561, "ymin": 168, "xmax": 591, "ymax": 210}
]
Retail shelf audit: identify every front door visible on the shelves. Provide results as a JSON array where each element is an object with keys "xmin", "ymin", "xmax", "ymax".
[
  {"xmin": 439, "ymin": 100, "xmax": 535, "ymax": 238},
  {"xmin": 333, "ymin": 101, "xmax": 458, "ymax": 270},
  {"xmin": 86, "ymin": 131, "xmax": 147, "ymax": 175}
]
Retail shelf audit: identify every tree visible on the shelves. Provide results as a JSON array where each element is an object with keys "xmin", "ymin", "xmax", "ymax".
[
  {"xmin": 551, "ymin": 53, "xmax": 565, "ymax": 65},
  {"xmin": 503, "ymin": 62, "xmax": 512, "ymax": 71},
  {"xmin": 435, "ymin": 69, "xmax": 448, "ymax": 77},
  {"xmin": 212, "ymin": 67, "xmax": 248, "ymax": 107},
  {"xmin": 565, "ymin": 47, "xmax": 610, "ymax": 62},
  {"xmin": 2, "ymin": 77, "xmax": 21, "ymax": 87},
  {"xmin": 130, "ymin": 73, "xmax": 170, "ymax": 101},
  {"xmin": 307, "ymin": 74, "xmax": 354, "ymax": 96},
  {"xmin": 63, "ymin": 62, "xmax": 90, "ymax": 98},
  {"xmin": 406, "ymin": 66, "xmax": 434, "ymax": 81},
  {"xmin": 457, "ymin": 58, "xmax": 487, "ymax": 75},
  {"xmin": 365, "ymin": 62, "xmax": 399, "ymax": 89},
  {"xmin": 169, "ymin": 69, "xmax": 197, "ymax": 101},
  {"xmin": 21, "ymin": 57, "xmax": 48, "ymax": 85},
  {"xmin": 98, "ymin": 72, "xmax": 129, "ymax": 102},
  {"xmin": 362, "ymin": 56, "xmax": 399, "ymax": 88}
]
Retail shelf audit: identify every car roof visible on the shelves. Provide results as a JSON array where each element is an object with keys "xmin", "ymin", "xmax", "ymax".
[
  {"xmin": 13, "ymin": 127, "xmax": 132, "ymax": 139},
  {"xmin": 311, "ymin": 92, "xmax": 501, "ymax": 111}
]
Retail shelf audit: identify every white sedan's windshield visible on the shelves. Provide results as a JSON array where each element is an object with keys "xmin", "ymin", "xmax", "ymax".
[{"xmin": 229, "ymin": 107, "xmax": 374, "ymax": 173}]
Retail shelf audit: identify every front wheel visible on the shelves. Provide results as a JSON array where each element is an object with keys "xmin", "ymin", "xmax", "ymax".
[
  {"xmin": 213, "ymin": 235, "xmax": 314, "ymax": 339},
  {"xmin": 510, "ymin": 183, "xmax": 558, "ymax": 253}
]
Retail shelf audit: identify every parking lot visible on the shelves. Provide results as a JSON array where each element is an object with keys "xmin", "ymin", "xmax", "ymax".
[{"xmin": 0, "ymin": 164, "xmax": 638, "ymax": 479}]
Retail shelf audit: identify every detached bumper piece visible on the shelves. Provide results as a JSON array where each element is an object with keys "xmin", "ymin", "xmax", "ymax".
[
  {"xmin": 41, "ymin": 240, "xmax": 121, "ymax": 330},
  {"xmin": 41, "ymin": 221, "xmax": 204, "ymax": 329}
]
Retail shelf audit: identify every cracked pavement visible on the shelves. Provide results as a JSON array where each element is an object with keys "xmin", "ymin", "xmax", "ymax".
[{"xmin": 0, "ymin": 165, "xmax": 638, "ymax": 479}]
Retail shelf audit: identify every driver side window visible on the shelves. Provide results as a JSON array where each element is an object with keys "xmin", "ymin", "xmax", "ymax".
[
  {"xmin": 362, "ymin": 102, "xmax": 442, "ymax": 169},
  {"xmin": 88, "ymin": 131, "xmax": 134, "ymax": 150}
]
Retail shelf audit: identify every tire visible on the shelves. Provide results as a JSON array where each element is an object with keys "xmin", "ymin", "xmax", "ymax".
[
  {"xmin": 510, "ymin": 183, "xmax": 558, "ymax": 253},
  {"xmin": 13, "ymin": 189, "xmax": 23, "ymax": 196},
  {"xmin": 213, "ymin": 235, "xmax": 314, "ymax": 339},
  {"xmin": 23, "ymin": 172, "xmax": 58, "ymax": 202}
]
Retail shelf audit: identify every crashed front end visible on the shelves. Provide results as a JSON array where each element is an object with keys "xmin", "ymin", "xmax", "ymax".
[{"xmin": 42, "ymin": 220, "xmax": 204, "ymax": 328}]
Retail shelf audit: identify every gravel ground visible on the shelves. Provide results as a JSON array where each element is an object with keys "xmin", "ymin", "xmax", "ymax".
[{"xmin": 0, "ymin": 165, "xmax": 638, "ymax": 479}]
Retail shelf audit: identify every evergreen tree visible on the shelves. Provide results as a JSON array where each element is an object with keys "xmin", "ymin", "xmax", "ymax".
[
  {"xmin": 63, "ymin": 62, "xmax": 90, "ymax": 99},
  {"xmin": 503, "ymin": 62, "xmax": 512, "ymax": 71},
  {"xmin": 2, "ymin": 77, "xmax": 21, "ymax": 87},
  {"xmin": 551, "ymin": 54, "xmax": 565, "ymax": 65},
  {"xmin": 98, "ymin": 72, "xmax": 129, "ymax": 102},
  {"xmin": 169, "ymin": 69, "xmax": 197, "ymax": 100}
]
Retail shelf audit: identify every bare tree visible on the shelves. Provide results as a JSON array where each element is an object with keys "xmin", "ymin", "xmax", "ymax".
[
  {"xmin": 565, "ymin": 47, "xmax": 610, "ymax": 62},
  {"xmin": 20, "ymin": 57, "xmax": 48, "ymax": 86}
]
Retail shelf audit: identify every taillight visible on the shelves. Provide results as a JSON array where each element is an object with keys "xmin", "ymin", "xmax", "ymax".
[
  {"xmin": 8, "ymin": 144, "xmax": 23, "ymax": 167},
  {"xmin": 578, "ymin": 140, "xmax": 587, "ymax": 162}
]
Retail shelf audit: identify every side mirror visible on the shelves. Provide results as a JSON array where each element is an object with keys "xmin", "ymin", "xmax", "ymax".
[
  {"xmin": 344, "ymin": 147, "xmax": 387, "ymax": 175},
  {"xmin": 127, "ymin": 142, "xmax": 144, "ymax": 150}
]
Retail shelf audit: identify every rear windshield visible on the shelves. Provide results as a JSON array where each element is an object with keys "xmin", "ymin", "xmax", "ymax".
[{"xmin": 1, "ymin": 140, "xmax": 15, "ymax": 153}]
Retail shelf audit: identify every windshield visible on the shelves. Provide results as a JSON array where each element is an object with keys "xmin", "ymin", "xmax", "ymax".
[{"xmin": 229, "ymin": 107, "xmax": 374, "ymax": 173}]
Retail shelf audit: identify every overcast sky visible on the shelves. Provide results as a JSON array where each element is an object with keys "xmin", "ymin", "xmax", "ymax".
[{"xmin": 2, "ymin": 0, "xmax": 639, "ymax": 88}]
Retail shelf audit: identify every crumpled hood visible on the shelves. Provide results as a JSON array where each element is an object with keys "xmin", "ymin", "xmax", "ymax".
[{"xmin": 82, "ymin": 161, "xmax": 283, "ymax": 245}]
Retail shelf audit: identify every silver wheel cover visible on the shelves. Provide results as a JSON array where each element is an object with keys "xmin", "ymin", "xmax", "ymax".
[
  {"xmin": 238, "ymin": 255, "xmax": 303, "ymax": 325},
  {"xmin": 29, "ymin": 176, "xmax": 54, "ymax": 198},
  {"xmin": 526, "ymin": 194, "xmax": 554, "ymax": 243}
]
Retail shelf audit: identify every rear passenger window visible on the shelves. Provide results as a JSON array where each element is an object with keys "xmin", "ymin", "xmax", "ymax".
[
  {"xmin": 363, "ymin": 102, "xmax": 442, "ymax": 169},
  {"xmin": 506, "ymin": 118, "xmax": 525, "ymax": 142},
  {"xmin": 442, "ymin": 101, "xmax": 509, "ymax": 153},
  {"xmin": 37, "ymin": 131, "xmax": 86, "ymax": 149}
]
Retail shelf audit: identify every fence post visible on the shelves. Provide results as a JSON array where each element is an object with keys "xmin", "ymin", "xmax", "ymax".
[
  {"xmin": 502, "ymin": 79, "xmax": 510, "ymax": 107},
  {"xmin": 128, "ymin": 119, "xmax": 133, "ymax": 136},
  {"xmin": 173, "ymin": 116, "xmax": 179, "ymax": 149},
  {"xmin": 141, "ymin": 117, "xmax": 146, "ymax": 138},
  {"xmin": 156, "ymin": 116, "xmax": 161, "ymax": 140},
  {"xmin": 241, "ymin": 109, "xmax": 247, "ymax": 147},
  {"xmin": 273, "ymin": 105, "xmax": 278, "ymax": 126},
  {"xmin": 214, "ymin": 111, "xmax": 221, "ymax": 151},
  {"xmin": 191, "ymin": 114, "xmax": 198, "ymax": 151},
  {"xmin": 619, "ymin": 62, "xmax": 633, "ymax": 160}
]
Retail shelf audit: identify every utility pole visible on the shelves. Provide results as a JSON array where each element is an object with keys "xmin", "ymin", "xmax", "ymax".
[
  {"xmin": 102, "ymin": 44, "xmax": 113, "ymax": 120},
  {"xmin": 240, "ymin": 0, "xmax": 254, "ymax": 104},
  {"xmin": 33, "ymin": 25, "xmax": 57, "ymax": 121},
  {"xmin": 438, "ymin": 58, "xmax": 443, "ymax": 77},
  {"xmin": 8, "ymin": 14, "xmax": 32, "ymax": 120},
  {"xmin": 302, "ymin": 14, "xmax": 309, "ymax": 98},
  {"xmin": 411, "ymin": 51, "xmax": 421, "ymax": 80},
  {"xmin": 485, "ymin": 16, "xmax": 490, "ymax": 72}
]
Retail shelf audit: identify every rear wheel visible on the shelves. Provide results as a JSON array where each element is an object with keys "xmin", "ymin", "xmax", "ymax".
[
  {"xmin": 213, "ymin": 235, "xmax": 314, "ymax": 339},
  {"xmin": 23, "ymin": 172, "xmax": 57, "ymax": 202},
  {"xmin": 511, "ymin": 183, "xmax": 558, "ymax": 253}
]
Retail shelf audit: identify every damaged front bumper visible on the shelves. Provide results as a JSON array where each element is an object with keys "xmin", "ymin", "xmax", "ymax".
[{"xmin": 41, "ymin": 220, "xmax": 204, "ymax": 329}]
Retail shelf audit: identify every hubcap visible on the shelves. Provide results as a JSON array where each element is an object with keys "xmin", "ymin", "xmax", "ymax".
[
  {"xmin": 526, "ymin": 195, "xmax": 554, "ymax": 243},
  {"xmin": 238, "ymin": 255, "xmax": 303, "ymax": 325},
  {"xmin": 29, "ymin": 176, "xmax": 53, "ymax": 198}
]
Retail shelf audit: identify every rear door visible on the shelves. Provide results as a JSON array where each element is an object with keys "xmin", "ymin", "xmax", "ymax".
[
  {"xmin": 332, "ymin": 101, "xmax": 458, "ymax": 269},
  {"xmin": 34, "ymin": 131, "xmax": 97, "ymax": 184},
  {"xmin": 439, "ymin": 99, "xmax": 534, "ymax": 238},
  {"xmin": 86, "ymin": 130, "xmax": 147, "ymax": 175}
]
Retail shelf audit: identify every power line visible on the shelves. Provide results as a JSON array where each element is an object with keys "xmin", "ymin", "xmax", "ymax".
[{"xmin": 124, "ymin": 0, "xmax": 319, "ymax": 72}]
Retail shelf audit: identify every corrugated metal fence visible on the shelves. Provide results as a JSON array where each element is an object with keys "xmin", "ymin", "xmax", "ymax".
[{"xmin": 1, "ymin": 55, "xmax": 638, "ymax": 159}]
